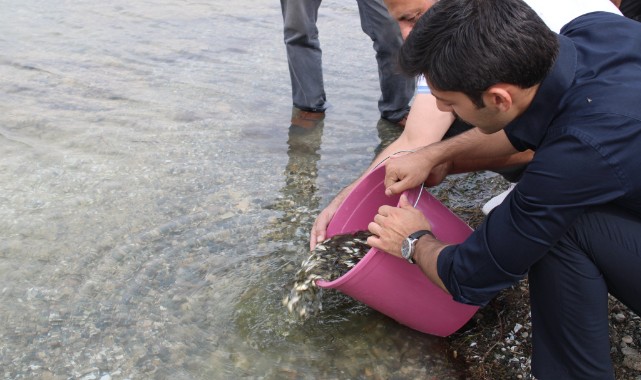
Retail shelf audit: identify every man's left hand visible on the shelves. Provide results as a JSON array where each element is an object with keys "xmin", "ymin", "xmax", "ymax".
[{"xmin": 367, "ymin": 194, "xmax": 433, "ymax": 257}]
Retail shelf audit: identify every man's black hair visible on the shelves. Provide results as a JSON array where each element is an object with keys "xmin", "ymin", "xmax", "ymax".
[{"xmin": 399, "ymin": 0, "xmax": 559, "ymax": 107}]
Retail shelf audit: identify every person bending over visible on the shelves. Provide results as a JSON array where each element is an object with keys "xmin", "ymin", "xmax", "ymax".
[{"xmin": 367, "ymin": 0, "xmax": 641, "ymax": 378}]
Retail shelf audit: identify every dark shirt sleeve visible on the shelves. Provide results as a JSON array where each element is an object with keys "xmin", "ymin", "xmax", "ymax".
[{"xmin": 437, "ymin": 129, "xmax": 625, "ymax": 306}]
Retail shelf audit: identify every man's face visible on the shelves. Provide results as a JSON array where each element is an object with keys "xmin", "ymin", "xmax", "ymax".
[
  {"xmin": 430, "ymin": 88, "xmax": 510, "ymax": 134},
  {"xmin": 384, "ymin": 0, "xmax": 435, "ymax": 39}
]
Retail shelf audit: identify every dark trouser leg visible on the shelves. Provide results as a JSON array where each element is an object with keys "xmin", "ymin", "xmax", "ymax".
[
  {"xmin": 620, "ymin": 0, "xmax": 641, "ymax": 22},
  {"xmin": 280, "ymin": 0, "xmax": 326, "ymax": 112},
  {"xmin": 529, "ymin": 204, "xmax": 641, "ymax": 379},
  {"xmin": 355, "ymin": 0, "xmax": 415, "ymax": 122}
]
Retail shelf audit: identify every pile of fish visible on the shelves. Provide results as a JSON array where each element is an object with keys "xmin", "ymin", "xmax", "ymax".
[{"xmin": 283, "ymin": 231, "xmax": 373, "ymax": 319}]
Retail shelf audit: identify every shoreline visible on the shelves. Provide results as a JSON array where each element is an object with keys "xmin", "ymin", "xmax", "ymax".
[
  {"xmin": 439, "ymin": 177, "xmax": 641, "ymax": 380},
  {"xmin": 448, "ymin": 282, "xmax": 641, "ymax": 379}
]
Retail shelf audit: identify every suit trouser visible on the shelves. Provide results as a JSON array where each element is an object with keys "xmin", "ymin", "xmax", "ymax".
[
  {"xmin": 280, "ymin": 0, "xmax": 415, "ymax": 121},
  {"xmin": 620, "ymin": 0, "xmax": 641, "ymax": 21},
  {"xmin": 529, "ymin": 204, "xmax": 641, "ymax": 379}
]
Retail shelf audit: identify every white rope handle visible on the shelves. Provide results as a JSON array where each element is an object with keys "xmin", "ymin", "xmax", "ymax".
[{"xmin": 371, "ymin": 149, "xmax": 416, "ymax": 171}]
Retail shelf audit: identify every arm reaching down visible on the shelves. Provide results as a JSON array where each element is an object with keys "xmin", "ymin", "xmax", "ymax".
[
  {"xmin": 309, "ymin": 93, "xmax": 453, "ymax": 249},
  {"xmin": 383, "ymin": 128, "xmax": 531, "ymax": 196}
]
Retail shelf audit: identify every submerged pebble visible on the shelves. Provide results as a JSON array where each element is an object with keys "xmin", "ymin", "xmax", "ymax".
[{"xmin": 283, "ymin": 231, "xmax": 372, "ymax": 319}]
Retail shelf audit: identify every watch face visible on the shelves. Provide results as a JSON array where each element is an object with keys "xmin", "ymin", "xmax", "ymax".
[{"xmin": 401, "ymin": 238, "xmax": 411, "ymax": 260}]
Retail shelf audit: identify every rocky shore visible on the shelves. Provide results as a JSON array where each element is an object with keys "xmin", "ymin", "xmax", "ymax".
[
  {"xmin": 448, "ymin": 280, "xmax": 641, "ymax": 379},
  {"xmin": 435, "ymin": 174, "xmax": 641, "ymax": 380}
]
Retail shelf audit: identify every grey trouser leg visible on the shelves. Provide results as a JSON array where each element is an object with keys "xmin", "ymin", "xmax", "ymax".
[
  {"xmin": 529, "ymin": 204, "xmax": 641, "ymax": 379},
  {"xmin": 281, "ymin": 0, "xmax": 415, "ymax": 118},
  {"xmin": 355, "ymin": 0, "xmax": 415, "ymax": 122},
  {"xmin": 280, "ymin": 0, "xmax": 326, "ymax": 112}
]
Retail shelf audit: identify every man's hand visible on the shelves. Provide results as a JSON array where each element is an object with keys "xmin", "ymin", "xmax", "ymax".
[
  {"xmin": 383, "ymin": 148, "xmax": 450, "ymax": 196},
  {"xmin": 383, "ymin": 150, "xmax": 430, "ymax": 196},
  {"xmin": 366, "ymin": 194, "xmax": 433, "ymax": 257},
  {"xmin": 368, "ymin": 194, "xmax": 450, "ymax": 294},
  {"xmin": 309, "ymin": 184, "xmax": 355, "ymax": 250},
  {"xmin": 309, "ymin": 207, "xmax": 335, "ymax": 250}
]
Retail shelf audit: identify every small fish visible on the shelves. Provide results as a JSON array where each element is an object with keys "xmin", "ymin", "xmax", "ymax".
[{"xmin": 283, "ymin": 231, "xmax": 372, "ymax": 319}]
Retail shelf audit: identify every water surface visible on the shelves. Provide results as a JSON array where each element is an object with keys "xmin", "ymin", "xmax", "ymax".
[{"xmin": 0, "ymin": 1, "xmax": 505, "ymax": 378}]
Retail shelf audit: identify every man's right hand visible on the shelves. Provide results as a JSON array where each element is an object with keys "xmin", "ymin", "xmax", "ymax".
[{"xmin": 383, "ymin": 148, "xmax": 449, "ymax": 196}]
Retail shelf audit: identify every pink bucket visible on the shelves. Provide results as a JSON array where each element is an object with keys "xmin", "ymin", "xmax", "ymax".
[{"xmin": 317, "ymin": 165, "xmax": 478, "ymax": 337}]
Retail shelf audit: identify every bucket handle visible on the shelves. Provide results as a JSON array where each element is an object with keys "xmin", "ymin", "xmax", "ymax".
[
  {"xmin": 371, "ymin": 150, "xmax": 424, "ymax": 208},
  {"xmin": 371, "ymin": 150, "xmax": 415, "ymax": 171}
]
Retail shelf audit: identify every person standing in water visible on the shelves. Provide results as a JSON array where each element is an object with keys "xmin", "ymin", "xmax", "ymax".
[{"xmin": 280, "ymin": 0, "xmax": 416, "ymax": 128}]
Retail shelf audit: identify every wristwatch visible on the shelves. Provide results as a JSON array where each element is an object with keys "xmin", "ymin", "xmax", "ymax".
[{"xmin": 401, "ymin": 230, "xmax": 435, "ymax": 264}]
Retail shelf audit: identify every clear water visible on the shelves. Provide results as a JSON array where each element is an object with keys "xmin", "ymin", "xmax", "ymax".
[{"xmin": 0, "ymin": 1, "xmax": 482, "ymax": 378}]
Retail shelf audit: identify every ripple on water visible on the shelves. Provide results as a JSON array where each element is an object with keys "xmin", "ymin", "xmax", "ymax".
[{"xmin": 0, "ymin": 0, "xmax": 487, "ymax": 378}]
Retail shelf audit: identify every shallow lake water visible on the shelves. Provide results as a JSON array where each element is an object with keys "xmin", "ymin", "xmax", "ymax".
[{"xmin": 0, "ymin": 1, "xmax": 506, "ymax": 378}]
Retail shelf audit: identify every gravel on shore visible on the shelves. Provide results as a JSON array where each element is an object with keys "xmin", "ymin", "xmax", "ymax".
[{"xmin": 438, "ymin": 176, "xmax": 641, "ymax": 380}]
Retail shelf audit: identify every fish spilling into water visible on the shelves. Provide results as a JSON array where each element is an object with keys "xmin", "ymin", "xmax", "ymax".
[{"xmin": 283, "ymin": 231, "xmax": 373, "ymax": 319}]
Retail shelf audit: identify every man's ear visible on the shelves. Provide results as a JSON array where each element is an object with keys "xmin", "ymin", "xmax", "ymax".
[{"xmin": 483, "ymin": 84, "xmax": 513, "ymax": 112}]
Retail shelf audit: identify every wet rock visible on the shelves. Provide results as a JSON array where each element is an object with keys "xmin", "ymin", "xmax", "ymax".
[
  {"xmin": 622, "ymin": 347, "xmax": 641, "ymax": 371},
  {"xmin": 615, "ymin": 313, "xmax": 627, "ymax": 323}
]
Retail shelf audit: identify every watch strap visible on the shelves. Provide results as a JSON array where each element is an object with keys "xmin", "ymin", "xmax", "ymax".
[
  {"xmin": 409, "ymin": 230, "xmax": 435, "ymax": 240},
  {"xmin": 405, "ymin": 230, "xmax": 435, "ymax": 264}
]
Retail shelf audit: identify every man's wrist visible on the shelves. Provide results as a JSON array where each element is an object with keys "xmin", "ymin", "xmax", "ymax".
[
  {"xmin": 419, "ymin": 141, "xmax": 451, "ymax": 174},
  {"xmin": 413, "ymin": 234, "xmax": 450, "ymax": 294},
  {"xmin": 412, "ymin": 231, "xmax": 438, "ymax": 263}
]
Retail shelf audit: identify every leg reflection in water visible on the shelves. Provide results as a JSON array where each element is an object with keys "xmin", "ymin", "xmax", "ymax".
[
  {"xmin": 234, "ymin": 121, "xmax": 325, "ymax": 350},
  {"xmin": 374, "ymin": 117, "xmax": 404, "ymax": 159},
  {"xmin": 265, "ymin": 122, "xmax": 324, "ymax": 243}
]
